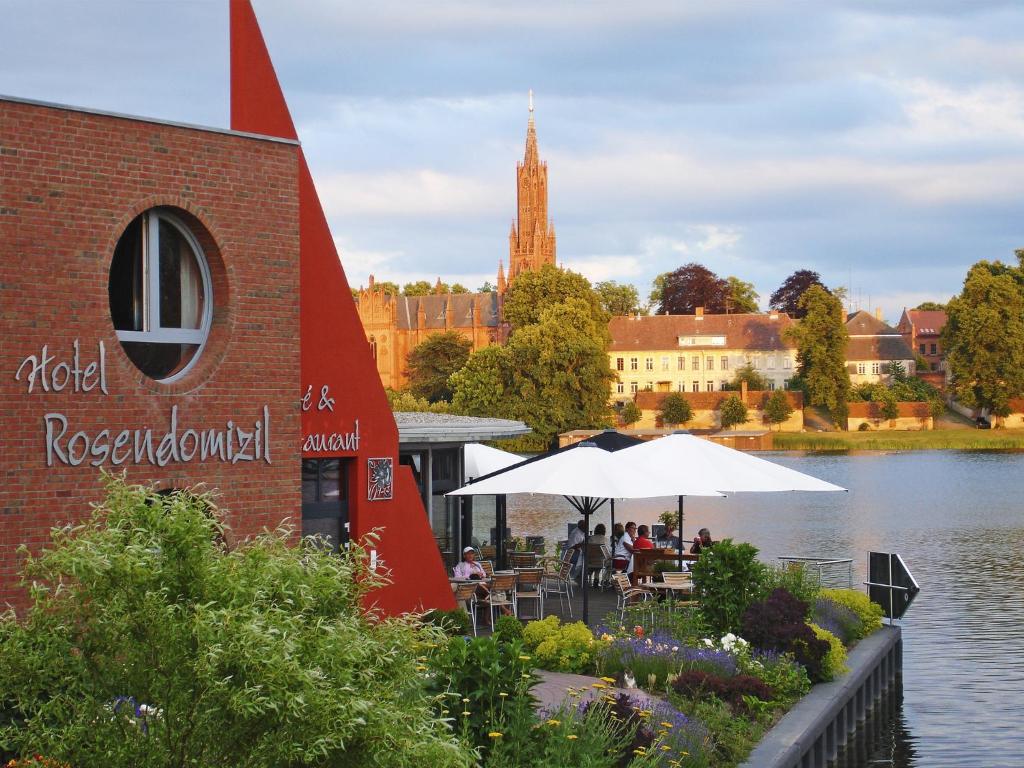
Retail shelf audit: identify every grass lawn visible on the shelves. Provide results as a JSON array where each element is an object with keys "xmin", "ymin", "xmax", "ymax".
[{"xmin": 773, "ymin": 428, "xmax": 1024, "ymax": 451}]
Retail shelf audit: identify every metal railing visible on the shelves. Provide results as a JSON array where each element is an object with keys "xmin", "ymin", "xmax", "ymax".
[{"xmin": 777, "ymin": 556, "xmax": 854, "ymax": 589}]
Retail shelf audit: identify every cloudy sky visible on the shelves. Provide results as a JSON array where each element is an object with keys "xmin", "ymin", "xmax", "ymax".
[{"xmin": 4, "ymin": 1, "xmax": 1024, "ymax": 319}]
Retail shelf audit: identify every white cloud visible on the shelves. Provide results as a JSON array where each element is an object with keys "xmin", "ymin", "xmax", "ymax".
[
  {"xmin": 693, "ymin": 224, "xmax": 742, "ymax": 252},
  {"xmin": 560, "ymin": 255, "xmax": 645, "ymax": 282},
  {"xmin": 895, "ymin": 77, "xmax": 1024, "ymax": 142},
  {"xmin": 317, "ymin": 169, "xmax": 504, "ymax": 218},
  {"xmin": 334, "ymin": 239, "xmax": 404, "ymax": 287}
]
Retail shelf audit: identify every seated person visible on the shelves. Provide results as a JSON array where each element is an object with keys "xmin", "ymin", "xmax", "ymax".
[
  {"xmin": 633, "ymin": 525, "xmax": 655, "ymax": 551},
  {"xmin": 590, "ymin": 523, "xmax": 609, "ymax": 547},
  {"xmin": 690, "ymin": 527, "xmax": 714, "ymax": 555},
  {"xmin": 566, "ymin": 519, "xmax": 587, "ymax": 579},
  {"xmin": 611, "ymin": 522, "xmax": 630, "ymax": 573},
  {"xmin": 453, "ymin": 547, "xmax": 511, "ymax": 615},
  {"xmin": 660, "ymin": 522, "xmax": 681, "ymax": 550}
]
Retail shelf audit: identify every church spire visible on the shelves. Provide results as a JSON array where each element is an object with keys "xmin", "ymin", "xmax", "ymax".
[
  {"xmin": 524, "ymin": 89, "xmax": 539, "ymax": 167},
  {"xmin": 508, "ymin": 90, "xmax": 555, "ymax": 286}
]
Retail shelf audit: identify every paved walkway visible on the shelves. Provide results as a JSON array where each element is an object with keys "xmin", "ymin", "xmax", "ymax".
[{"xmin": 534, "ymin": 670, "xmax": 661, "ymax": 713}]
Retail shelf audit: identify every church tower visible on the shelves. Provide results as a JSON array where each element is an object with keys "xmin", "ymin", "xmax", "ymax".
[{"xmin": 500, "ymin": 91, "xmax": 556, "ymax": 294}]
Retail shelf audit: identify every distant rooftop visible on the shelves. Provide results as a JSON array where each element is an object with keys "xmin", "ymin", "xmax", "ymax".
[{"xmin": 395, "ymin": 412, "xmax": 530, "ymax": 445}]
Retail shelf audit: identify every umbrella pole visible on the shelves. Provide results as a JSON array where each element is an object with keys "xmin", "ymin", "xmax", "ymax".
[
  {"xmin": 677, "ymin": 495, "xmax": 684, "ymax": 569},
  {"xmin": 582, "ymin": 510, "xmax": 590, "ymax": 625},
  {"xmin": 610, "ymin": 499, "xmax": 616, "ymax": 547}
]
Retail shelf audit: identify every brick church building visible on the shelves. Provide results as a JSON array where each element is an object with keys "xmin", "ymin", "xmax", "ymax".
[
  {"xmin": 0, "ymin": 1, "xmax": 455, "ymax": 615},
  {"xmin": 355, "ymin": 94, "xmax": 558, "ymax": 390}
]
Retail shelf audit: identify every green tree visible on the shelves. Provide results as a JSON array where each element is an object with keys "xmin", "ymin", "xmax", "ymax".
[
  {"xmin": 385, "ymin": 388, "xmax": 450, "ymax": 413},
  {"xmin": 620, "ymin": 400, "xmax": 642, "ymax": 427},
  {"xmin": 770, "ymin": 270, "xmax": 824, "ymax": 319},
  {"xmin": 878, "ymin": 388, "xmax": 900, "ymax": 423},
  {"xmin": 659, "ymin": 392, "xmax": 693, "ymax": 427},
  {"xmin": 763, "ymin": 390, "xmax": 794, "ymax": 430},
  {"xmin": 719, "ymin": 394, "xmax": 749, "ymax": 430},
  {"xmin": 477, "ymin": 280, "xmax": 495, "ymax": 293},
  {"xmin": 648, "ymin": 272, "xmax": 667, "ymax": 311},
  {"xmin": 594, "ymin": 280, "xmax": 641, "ymax": 316},
  {"xmin": 451, "ymin": 298, "xmax": 613, "ymax": 449},
  {"xmin": 0, "ymin": 477, "xmax": 472, "ymax": 768},
  {"xmin": 402, "ymin": 280, "xmax": 434, "ymax": 296},
  {"xmin": 374, "ymin": 280, "xmax": 400, "ymax": 295},
  {"xmin": 502, "ymin": 264, "xmax": 607, "ymax": 331},
  {"xmin": 914, "ymin": 301, "xmax": 946, "ymax": 311},
  {"xmin": 722, "ymin": 362, "xmax": 770, "ymax": 391},
  {"xmin": 405, "ymin": 331, "xmax": 473, "ymax": 403},
  {"xmin": 785, "ymin": 285, "xmax": 850, "ymax": 428},
  {"xmin": 943, "ymin": 259, "xmax": 1024, "ymax": 416},
  {"xmin": 449, "ymin": 283, "xmax": 469, "ymax": 294},
  {"xmin": 727, "ymin": 276, "xmax": 760, "ymax": 313}
]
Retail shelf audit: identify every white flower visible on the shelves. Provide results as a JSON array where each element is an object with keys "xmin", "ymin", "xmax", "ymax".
[{"xmin": 703, "ymin": 638, "xmax": 714, "ymax": 647}]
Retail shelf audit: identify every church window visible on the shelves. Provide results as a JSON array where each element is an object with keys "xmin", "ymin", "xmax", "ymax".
[{"xmin": 369, "ymin": 335, "xmax": 377, "ymax": 360}]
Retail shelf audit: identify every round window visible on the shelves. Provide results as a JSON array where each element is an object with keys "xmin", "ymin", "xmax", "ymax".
[{"xmin": 108, "ymin": 209, "xmax": 213, "ymax": 381}]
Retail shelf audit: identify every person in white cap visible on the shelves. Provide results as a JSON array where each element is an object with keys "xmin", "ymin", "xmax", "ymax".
[{"xmin": 453, "ymin": 547, "xmax": 511, "ymax": 614}]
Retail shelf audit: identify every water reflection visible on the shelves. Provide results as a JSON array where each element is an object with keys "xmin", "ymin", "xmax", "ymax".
[{"xmin": 506, "ymin": 451, "xmax": 1024, "ymax": 768}]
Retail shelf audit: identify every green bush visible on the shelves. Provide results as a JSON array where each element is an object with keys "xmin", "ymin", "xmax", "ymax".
[
  {"xmin": 493, "ymin": 615, "xmax": 525, "ymax": 644},
  {"xmin": 522, "ymin": 616, "xmax": 603, "ymax": 674},
  {"xmin": 809, "ymin": 623, "xmax": 848, "ymax": 681},
  {"xmin": 426, "ymin": 635, "xmax": 537, "ymax": 759},
  {"xmin": 819, "ymin": 589, "xmax": 884, "ymax": 639},
  {"xmin": 610, "ymin": 603, "xmax": 710, "ymax": 648},
  {"xmin": 424, "ymin": 607, "xmax": 473, "ymax": 636},
  {"xmin": 742, "ymin": 651, "xmax": 810, "ymax": 708},
  {"xmin": 0, "ymin": 476, "xmax": 472, "ymax": 768},
  {"xmin": 760, "ymin": 563, "xmax": 821, "ymax": 610},
  {"xmin": 691, "ymin": 539, "xmax": 767, "ymax": 636}
]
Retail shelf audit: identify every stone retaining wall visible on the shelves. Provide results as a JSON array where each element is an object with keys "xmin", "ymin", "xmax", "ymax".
[{"xmin": 741, "ymin": 625, "xmax": 902, "ymax": 768}]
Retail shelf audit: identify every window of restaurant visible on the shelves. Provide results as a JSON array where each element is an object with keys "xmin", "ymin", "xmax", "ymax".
[
  {"xmin": 301, "ymin": 458, "xmax": 350, "ymax": 551},
  {"xmin": 109, "ymin": 208, "xmax": 213, "ymax": 382}
]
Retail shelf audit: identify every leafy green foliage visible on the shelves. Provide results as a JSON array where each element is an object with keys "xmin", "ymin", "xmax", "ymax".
[
  {"xmin": 721, "ymin": 363, "xmax": 769, "ymax": 392},
  {"xmin": 403, "ymin": 279, "xmax": 436, "ymax": 296},
  {"xmin": 818, "ymin": 589, "xmax": 884, "ymax": 639},
  {"xmin": 809, "ymin": 624, "xmax": 848, "ymax": 680},
  {"xmin": 743, "ymin": 652, "xmax": 810, "ymax": 708},
  {"xmin": 670, "ymin": 671, "xmax": 773, "ymax": 714},
  {"xmin": 386, "ymin": 387, "xmax": 451, "ymax": 413},
  {"xmin": 691, "ymin": 539, "xmax": 767, "ymax": 636},
  {"xmin": 719, "ymin": 395, "xmax": 749, "ymax": 430},
  {"xmin": 492, "ymin": 616, "xmax": 525, "ymax": 644},
  {"xmin": 450, "ymin": 283, "xmax": 469, "ymax": 294},
  {"xmin": 619, "ymin": 400, "xmax": 642, "ymax": 427},
  {"xmin": 502, "ymin": 264, "xmax": 608, "ymax": 331},
  {"xmin": 943, "ymin": 258, "xmax": 1024, "ymax": 414},
  {"xmin": 478, "ymin": 280, "xmax": 496, "ymax": 293},
  {"xmin": 659, "ymin": 393, "xmax": 693, "ymax": 427},
  {"xmin": 914, "ymin": 301, "xmax": 946, "ymax": 311},
  {"xmin": 785, "ymin": 284, "xmax": 850, "ymax": 427},
  {"xmin": 594, "ymin": 280, "xmax": 641, "ymax": 316},
  {"xmin": 670, "ymin": 696, "xmax": 765, "ymax": 767},
  {"xmin": 406, "ymin": 331, "xmax": 473, "ymax": 403},
  {"xmin": 740, "ymin": 589, "xmax": 831, "ymax": 683},
  {"xmin": 0, "ymin": 476, "xmax": 471, "ymax": 768},
  {"xmin": 423, "ymin": 608, "xmax": 473, "ymax": 637},
  {"xmin": 451, "ymin": 298, "xmax": 614, "ymax": 449},
  {"xmin": 759, "ymin": 563, "xmax": 821, "ymax": 608},
  {"xmin": 763, "ymin": 390, "xmax": 794, "ymax": 429},
  {"xmin": 727, "ymin": 276, "xmax": 760, "ymax": 313},
  {"xmin": 521, "ymin": 617, "xmax": 605, "ymax": 674}
]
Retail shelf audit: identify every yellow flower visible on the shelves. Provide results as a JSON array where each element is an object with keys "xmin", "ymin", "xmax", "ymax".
[
  {"xmin": 591, "ymin": 683, "xmax": 607, "ymax": 689},
  {"xmin": 600, "ymin": 676, "xmax": 617, "ymax": 683},
  {"xmin": 566, "ymin": 734, "xmax": 578, "ymax": 741},
  {"xmin": 488, "ymin": 732, "xmax": 503, "ymax": 739},
  {"xmin": 660, "ymin": 721, "xmax": 674, "ymax": 728},
  {"xmin": 546, "ymin": 719, "xmax": 561, "ymax": 726},
  {"xmin": 661, "ymin": 744, "xmax": 672, "ymax": 751},
  {"xmin": 633, "ymin": 747, "xmax": 647, "ymax": 755},
  {"xmin": 462, "ymin": 697, "xmax": 470, "ymax": 703},
  {"xmin": 461, "ymin": 711, "xmax": 471, "ymax": 717}
]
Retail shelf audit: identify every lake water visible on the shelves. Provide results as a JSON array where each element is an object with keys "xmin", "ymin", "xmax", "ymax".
[{"xmin": 506, "ymin": 451, "xmax": 1024, "ymax": 767}]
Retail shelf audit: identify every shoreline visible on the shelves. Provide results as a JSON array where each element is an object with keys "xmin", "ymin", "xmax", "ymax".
[{"xmin": 770, "ymin": 429, "xmax": 1024, "ymax": 452}]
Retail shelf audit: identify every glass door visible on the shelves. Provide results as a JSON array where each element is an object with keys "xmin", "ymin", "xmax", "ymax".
[{"xmin": 301, "ymin": 458, "xmax": 350, "ymax": 550}]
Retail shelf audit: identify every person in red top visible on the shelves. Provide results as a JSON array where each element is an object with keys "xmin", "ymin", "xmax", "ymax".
[{"xmin": 633, "ymin": 525, "xmax": 655, "ymax": 551}]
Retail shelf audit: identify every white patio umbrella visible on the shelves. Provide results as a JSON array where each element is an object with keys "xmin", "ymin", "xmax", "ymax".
[
  {"xmin": 617, "ymin": 431, "xmax": 846, "ymax": 565},
  {"xmin": 448, "ymin": 442, "xmax": 723, "ymax": 622},
  {"xmin": 463, "ymin": 443, "xmax": 524, "ymax": 482}
]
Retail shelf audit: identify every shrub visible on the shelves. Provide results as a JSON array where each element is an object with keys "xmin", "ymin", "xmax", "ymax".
[
  {"xmin": 809, "ymin": 623, "xmax": 848, "ymax": 681},
  {"xmin": 719, "ymin": 395, "xmax": 749, "ymax": 429},
  {"xmin": 493, "ymin": 615, "xmax": 525, "ymax": 644},
  {"xmin": 424, "ymin": 607, "xmax": 473, "ymax": 636},
  {"xmin": 671, "ymin": 669, "xmax": 773, "ymax": 713},
  {"xmin": 596, "ymin": 632, "xmax": 686, "ymax": 690},
  {"xmin": 426, "ymin": 635, "xmax": 537, "ymax": 758},
  {"xmin": 612, "ymin": 602, "xmax": 710, "ymax": 648},
  {"xmin": 0, "ymin": 476, "xmax": 472, "ymax": 768},
  {"xmin": 691, "ymin": 539, "xmax": 767, "ymax": 636},
  {"xmin": 811, "ymin": 597, "xmax": 863, "ymax": 646},
  {"xmin": 660, "ymin": 393, "xmax": 693, "ymax": 427},
  {"xmin": 742, "ymin": 650, "xmax": 811, "ymax": 707},
  {"xmin": 522, "ymin": 616, "xmax": 602, "ymax": 674},
  {"xmin": 819, "ymin": 589, "xmax": 884, "ymax": 640},
  {"xmin": 741, "ymin": 588, "xmax": 831, "ymax": 683},
  {"xmin": 760, "ymin": 563, "xmax": 821, "ymax": 609},
  {"xmin": 672, "ymin": 696, "xmax": 765, "ymax": 767},
  {"xmin": 858, "ymin": 421, "xmax": 871, "ymax": 431}
]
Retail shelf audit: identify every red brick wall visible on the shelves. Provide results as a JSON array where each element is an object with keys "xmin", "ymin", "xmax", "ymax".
[{"xmin": 0, "ymin": 98, "xmax": 301, "ymax": 609}]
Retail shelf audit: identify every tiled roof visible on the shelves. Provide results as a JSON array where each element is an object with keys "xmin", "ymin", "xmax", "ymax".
[
  {"xmin": 846, "ymin": 310, "xmax": 898, "ymax": 336},
  {"xmin": 846, "ymin": 336, "xmax": 915, "ymax": 362},
  {"xmin": 394, "ymin": 292, "xmax": 500, "ymax": 330},
  {"xmin": 906, "ymin": 310, "xmax": 947, "ymax": 336},
  {"xmin": 609, "ymin": 313, "xmax": 796, "ymax": 352}
]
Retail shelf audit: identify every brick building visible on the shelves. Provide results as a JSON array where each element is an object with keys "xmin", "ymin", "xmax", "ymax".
[
  {"xmin": 896, "ymin": 308, "xmax": 947, "ymax": 375},
  {"xmin": 0, "ymin": 1, "xmax": 454, "ymax": 615},
  {"xmin": 355, "ymin": 94, "xmax": 557, "ymax": 390},
  {"xmin": 845, "ymin": 310, "xmax": 916, "ymax": 385}
]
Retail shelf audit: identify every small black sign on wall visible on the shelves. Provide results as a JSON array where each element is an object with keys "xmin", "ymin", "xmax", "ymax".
[{"xmin": 867, "ymin": 552, "xmax": 920, "ymax": 620}]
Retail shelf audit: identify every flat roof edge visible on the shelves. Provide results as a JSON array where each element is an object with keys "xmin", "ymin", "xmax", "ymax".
[{"xmin": 0, "ymin": 94, "xmax": 300, "ymax": 147}]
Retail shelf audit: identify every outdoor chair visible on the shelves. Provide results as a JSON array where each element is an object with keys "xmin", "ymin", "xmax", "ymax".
[
  {"xmin": 481, "ymin": 545, "xmax": 497, "ymax": 561},
  {"xmin": 513, "ymin": 568, "xmax": 544, "ymax": 620},
  {"xmin": 660, "ymin": 571, "xmax": 698, "ymax": 609},
  {"xmin": 584, "ymin": 543, "xmax": 613, "ymax": 589},
  {"xmin": 612, "ymin": 572, "xmax": 654, "ymax": 624},
  {"xmin": 509, "ymin": 551, "xmax": 538, "ymax": 569},
  {"xmin": 480, "ymin": 560, "xmax": 494, "ymax": 578},
  {"xmin": 452, "ymin": 582, "xmax": 480, "ymax": 636},
  {"xmin": 481, "ymin": 573, "xmax": 517, "ymax": 628},
  {"xmin": 543, "ymin": 558, "xmax": 576, "ymax": 617}
]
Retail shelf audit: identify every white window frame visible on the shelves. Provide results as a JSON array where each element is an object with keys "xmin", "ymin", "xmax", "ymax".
[
  {"xmin": 721, "ymin": 356, "xmax": 729, "ymax": 370},
  {"xmin": 114, "ymin": 210, "xmax": 213, "ymax": 383},
  {"xmin": 616, "ymin": 381, "xmax": 624, "ymax": 394},
  {"xmin": 857, "ymin": 363, "xmax": 866, "ymax": 375},
  {"xmin": 630, "ymin": 381, "xmax": 638, "ymax": 394},
  {"xmin": 872, "ymin": 362, "xmax": 881, "ymax": 375},
  {"xmin": 645, "ymin": 357, "xmax": 654, "ymax": 371}
]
